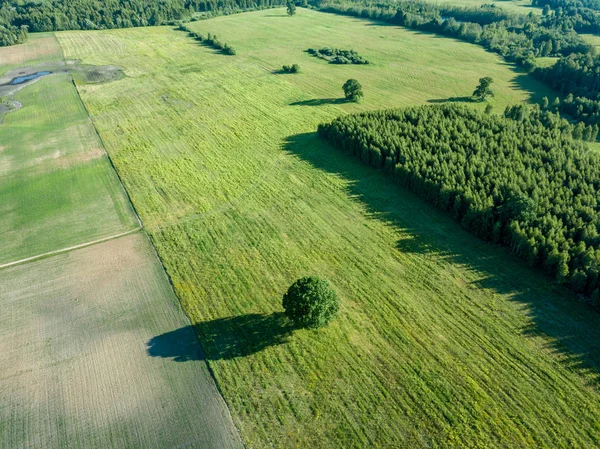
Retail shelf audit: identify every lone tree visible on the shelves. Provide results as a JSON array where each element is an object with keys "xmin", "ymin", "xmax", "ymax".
[
  {"xmin": 472, "ymin": 77, "xmax": 494, "ymax": 101},
  {"xmin": 287, "ymin": 0, "xmax": 296, "ymax": 16},
  {"xmin": 343, "ymin": 78, "xmax": 363, "ymax": 102},
  {"xmin": 282, "ymin": 276, "xmax": 339, "ymax": 329}
]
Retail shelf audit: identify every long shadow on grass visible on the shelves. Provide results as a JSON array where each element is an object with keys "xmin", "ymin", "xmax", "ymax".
[
  {"xmin": 284, "ymin": 132, "xmax": 600, "ymax": 386},
  {"xmin": 148, "ymin": 312, "xmax": 294, "ymax": 361},
  {"xmin": 290, "ymin": 98, "xmax": 347, "ymax": 107},
  {"xmin": 428, "ymin": 96, "xmax": 476, "ymax": 104}
]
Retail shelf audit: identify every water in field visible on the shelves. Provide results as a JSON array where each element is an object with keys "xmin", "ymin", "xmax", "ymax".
[{"xmin": 10, "ymin": 71, "xmax": 51, "ymax": 85}]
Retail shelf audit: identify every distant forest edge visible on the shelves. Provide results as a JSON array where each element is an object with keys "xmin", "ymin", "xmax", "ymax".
[
  {"xmin": 319, "ymin": 104, "xmax": 600, "ymax": 309},
  {"xmin": 0, "ymin": 0, "xmax": 287, "ymax": 46}
]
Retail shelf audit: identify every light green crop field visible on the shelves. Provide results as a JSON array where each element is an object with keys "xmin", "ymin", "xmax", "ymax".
[
  {"xmin": 57, "ymin": 9, "xmax": 600, "ymax": 448},
  {"xmin": 0, "ymin": 232, "xmax": 243, "ymax": 449},
  {"xmin": 0, "ymin": 36, "xmax": 137, "ymax": 264}
]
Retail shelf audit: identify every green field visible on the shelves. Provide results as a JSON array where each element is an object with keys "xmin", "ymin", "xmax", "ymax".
[
  {"xmin": 0, "ymin": 34, "xmax": 243, "ymax": 448},
  {"xmin": 439, "ymin": 0, "xmax": 541, "ymax": 14},
  {"xmin": 56, "ymin": 9, "xmax": 600, "ymax": 448},
  {"xmin": 0, "ymin": 35, "xmax": 137, "ymax": 264}
]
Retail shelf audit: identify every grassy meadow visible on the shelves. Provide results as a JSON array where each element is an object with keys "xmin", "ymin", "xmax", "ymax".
[
  {"xmin": 430, "ymin": 0, "xmax": 542, "ymax": 15},
  {"xmin": 57, "ymin": 9, "xmax": 600, "ymax": 448},
  {"xmin": 0, "ymin": 35, "xmax": 137, "ymax": 264}
]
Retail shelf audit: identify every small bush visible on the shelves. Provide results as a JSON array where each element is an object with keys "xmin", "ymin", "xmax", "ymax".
[{"xmin": 281, "ymin": 64, "xmax": 300, "ymax": 73}]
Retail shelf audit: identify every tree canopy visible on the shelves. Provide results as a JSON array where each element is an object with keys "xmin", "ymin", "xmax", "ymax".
[
  {"xmin": 287, "ymin": 0, "xmax": 297, "ymax": 16},
  {"xmin": 343, "ymin": 79, "xmax": 363, "ymax": 102},
  {"xmin": 282, "ymin": 277, "xmax": 339, "ymax": 329},
  {"xmin": 473, "ymin": 77, "xmax": 494, "ymax": 101}
]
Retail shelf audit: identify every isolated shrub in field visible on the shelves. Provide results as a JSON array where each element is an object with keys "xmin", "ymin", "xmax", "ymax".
[
  {"xmin": 343, "ymin": 79, "xmax": 363, "ymax": 102},
  {"xmin": 282, "ymin": 277, "xmax": 339, "ymax": 329},
  {"xmin": 281, "ymin": 64, "xmax": 300, "ymax": 73}
]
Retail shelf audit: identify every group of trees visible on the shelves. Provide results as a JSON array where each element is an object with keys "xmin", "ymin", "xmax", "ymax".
[
  {"xmin": 533, "ymin": 53, "xmax": 600, "ymax": 125},
  {"xmin": 318, "ymin": 104, "xmax": 600, "ymax": 307},
  {"xmin": 0, "ymin": 3, "xmax": 27, "ymax": 46},
  {"xmin": 532, "ymin": 0, "xmax": 600, "ymax": 34},
  {"xmin": 307, "ymin": 47, "xmax": 369, "ymax": 64},
  {"xmin": 177, "ymin": 25, "xmax": 236, "ymax": 54}
]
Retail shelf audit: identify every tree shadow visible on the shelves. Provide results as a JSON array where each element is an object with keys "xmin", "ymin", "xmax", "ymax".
[
  {"xmin": 283, "ymin": 132, "xmax": 600, "ymax": 386},
  {"xmin": 290, "ymin": 98, "xmax": 347, "ymax": 106},
  {"xmin": 147, "ymin": 324, "xmax": 204, "ymax": 362},
  {"xmin": 147, "ymin": 312, "xmax": 294, "ymax": 362},
  {"xmin": 428, "ymin": 96, "xmax": 476, "ymax": 104}
]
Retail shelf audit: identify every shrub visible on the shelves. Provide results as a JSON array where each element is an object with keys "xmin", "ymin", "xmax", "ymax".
[
  {"xmin": 281, "ymin": 64, "xmax": 300, "ymax": 73},
  {"xmin": 282, "ymin": 277, "xmax": 339, "ymax": 329}
]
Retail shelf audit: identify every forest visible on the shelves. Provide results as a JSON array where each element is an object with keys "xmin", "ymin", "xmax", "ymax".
[
  {"xmin": 0, "ymin": 0, "xmax": 285, "ymax": 42},
  {"xmin": 318, "ymin": 104, "xmax": 600, "ymax": 307}
]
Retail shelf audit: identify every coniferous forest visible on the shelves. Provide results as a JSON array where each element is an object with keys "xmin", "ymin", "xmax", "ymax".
[{"xmin": 318, "ymin": 104, "xmax": 600, "ymax": 307}]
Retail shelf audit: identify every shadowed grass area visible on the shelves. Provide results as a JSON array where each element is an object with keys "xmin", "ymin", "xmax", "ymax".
[{"xmin": 58, "ymin": 9, "xmax": 600, "ymax": 448}]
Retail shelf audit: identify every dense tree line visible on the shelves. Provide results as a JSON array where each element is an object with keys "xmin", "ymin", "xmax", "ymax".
[
  {"xmin": 307, "ymin": 47, "xmax": 369, "ymax": 64},
  {"xmin": 318, "ymin": 104, "xmax": 600, "ymax": 307},
  {"xmin": 533, "ymin": 0, "xmax": 600, "ymax": 34},
  {"xmin": 533, "ymin": 53, "xmax": 600, "ymax": 125},
  {"xmin": 0, "ymin": 0, "xmax": 286, "ymax": 45},
  {"xmin": 535, "ymin": 53, "xmax": 600, "ymax": 98},
  {"xmin": 0, "ymin": 3, "xmax": 27, "ymax": 46}
]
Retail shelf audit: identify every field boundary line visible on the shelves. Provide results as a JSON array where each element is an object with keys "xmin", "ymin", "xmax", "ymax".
[{"xmin": 0, "ymin": 227, "xmax": 142, "ymax": 270}]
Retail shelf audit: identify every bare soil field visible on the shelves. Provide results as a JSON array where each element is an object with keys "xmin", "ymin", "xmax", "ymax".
[{"xmin": 0, "ymin": 233, "xmax": 243, "ymax": 449}]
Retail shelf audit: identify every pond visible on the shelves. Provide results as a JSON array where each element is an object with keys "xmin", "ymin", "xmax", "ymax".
[{"xmin": 10, "ymin": 71, "xmax": 52, "ymax": 85}]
